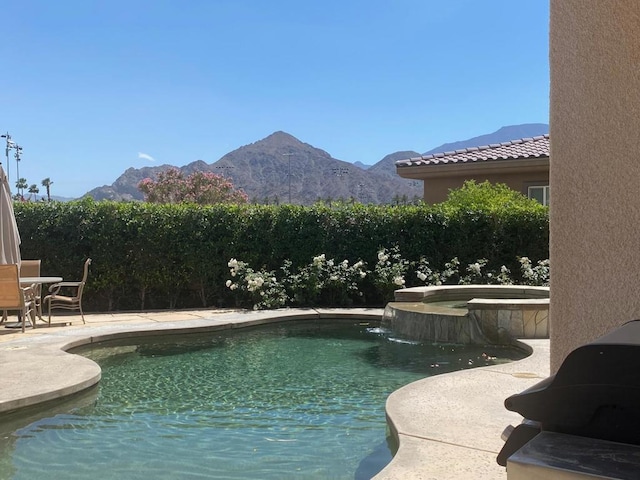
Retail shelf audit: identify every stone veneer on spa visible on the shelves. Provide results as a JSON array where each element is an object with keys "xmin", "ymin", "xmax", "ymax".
[{"xmin": 384, "ymin": 285, "xmax": 549, "ymax": 345}]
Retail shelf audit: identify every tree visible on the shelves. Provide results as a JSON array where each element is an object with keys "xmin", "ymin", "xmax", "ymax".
[
  {"xmin": 15, "ymin": 177, "xmax": 27, "ymax": 199},
  {"xmin": 28, "ymin": 184, "xmax": 39, "ymax": 201},
  {"xmin": 137, "ymin": 168, "xmax": 248, "ymax": 205},
  {"xmin": 41, "ymin": 177, "xmax": 53, "ymax": 201}
]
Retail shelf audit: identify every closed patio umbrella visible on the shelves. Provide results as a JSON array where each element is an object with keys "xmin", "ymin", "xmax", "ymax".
[{"xmin": 0, "ymin": 165, "xmax": 20, "ymax": 265}]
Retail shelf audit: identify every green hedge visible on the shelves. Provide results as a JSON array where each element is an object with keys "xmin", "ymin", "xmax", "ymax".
[{"xmin": 14, "ymin": 197, "xmax": 548, "ymax": 311}]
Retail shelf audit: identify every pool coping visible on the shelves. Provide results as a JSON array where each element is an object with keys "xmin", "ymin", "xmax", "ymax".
[
  {"xmin": 395, "ymin": 285, "xmax": 550, "ymax": 303},
  {"xmin": 0, "ymin": 307, "xmax": 550, "ymax": 479}
]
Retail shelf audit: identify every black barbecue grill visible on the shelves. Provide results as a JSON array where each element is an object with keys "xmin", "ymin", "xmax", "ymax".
[{"xmin": 497, "ymin": 319, "xmax": 640, "ymax": 466}]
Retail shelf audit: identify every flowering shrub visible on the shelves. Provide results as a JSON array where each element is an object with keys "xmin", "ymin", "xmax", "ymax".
[
  {"xmin": 415, "ymin": 256, "xmax": 461, "ymax": 286},
  {"xmin": 372, "ymin": 246, "xmax": 409, "ymax": 302},
  {"xmin": 456, "ymin": 259, "xmax": 511, "ymax": 285},
  {"xmin": 281, "ymin": 255, "xmax": 368, "ymax": 306},
  {"xmin": 413, "ymin": 256, "xmax": 544, "ymax": 287},
  {"xmin": 138, "ymin": 168, "xmax": 248, "ymax": 204},
  {"xmin": 495, "ymin": 265, "xmax": 514, "ymax": 285},
  {"xmin": 459, "ymin": 258, "xmax": 489, "ymax": 285},
  {"xmin": 518, "ymin": 257, "xmax": 550, "ymax": 286},
  {"xmin": 225, "ymin": 251, "xmax": 550, "ymax": 310},
  {"xmin": 226, "ymin": 258, "xmax": 288, "ymax": 310}
]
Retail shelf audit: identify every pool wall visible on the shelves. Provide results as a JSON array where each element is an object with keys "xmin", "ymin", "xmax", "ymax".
[{"xmin": 385, "ymin": 285, "xmax": 550, "ymax": 345}]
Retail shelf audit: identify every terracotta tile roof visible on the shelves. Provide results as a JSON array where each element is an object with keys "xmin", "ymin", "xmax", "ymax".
[{"xmin": 395, "ymin": 134, "xmax": 549, "ymax": 168}]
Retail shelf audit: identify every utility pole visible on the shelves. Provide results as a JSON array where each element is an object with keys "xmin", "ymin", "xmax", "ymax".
[
  {"xmin": 331, "ymin": 167, "xmax": 349, "ymax": 177},
  {"xmin": 215, "ymin": 165, "xmax": 234, "ymax": 179},
  {"xmin": 14, "ymin": 144, "xmax": 22, "ymax": 193},
  {"xmin": 0, "ymin": 132, "xmax": 14, "ymax": 181},
  {"xmin": 331, "ymin": 167, "xmax": 349, "ymax": 201},
  {"xmin": 282, "ymin": 154, "xmax": 294, "ymax": 203}
]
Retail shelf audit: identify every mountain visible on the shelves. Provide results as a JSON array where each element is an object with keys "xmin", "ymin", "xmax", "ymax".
[
  {"xmin": 85, "ymin": 161, "xmax": 216, "ymax": 201},
  {"xmin": 367, "ymin": 123, "xmax": 549, "ymax": 177},
  {"xmin": 50, "ymin": 195, "xmax": 74, "ymax": 202},
  {"xmin": 368, "ymin": 150, "xmax": 421, "ymax": 177},
  {"xmin": 84, "ymin": 124, "xmax": 549, "ymax": 204},
  {"xmin": 352, "ymin": 161, "xmax": 372, "ymax": 170},
  {"xmin": 85, "ymin": 132, "xmax": 422, "ymax": 204},
  {"xmin": 422, "ymin": 123, "xmax": 549, "ymax": 155}
]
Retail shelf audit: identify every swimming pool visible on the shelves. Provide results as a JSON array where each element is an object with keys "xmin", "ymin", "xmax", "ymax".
[{"xmin": 0, "ymin": 320, "xmax": 526, "ymax": 479}]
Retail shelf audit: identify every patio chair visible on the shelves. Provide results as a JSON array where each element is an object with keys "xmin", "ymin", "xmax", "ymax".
[
  {"xmin": 44, "ymin": 258, "xmax": 91, "ymax": 325},
  {"xmin": 0, "ymin": 264, "xmax": 38, "ymax": 333},
  {"xmin": 19, "ymin": 259, "xmax": 43, "ymax": 320}
]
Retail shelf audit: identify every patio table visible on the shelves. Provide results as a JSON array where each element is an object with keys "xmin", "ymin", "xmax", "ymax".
[
  {"xmin": 4, "ymin": 276, "xmax": 63, "ymax": 328},
  {"xmin": 19, "ymin": 276, "xmax": 63, "ymax": 286}
]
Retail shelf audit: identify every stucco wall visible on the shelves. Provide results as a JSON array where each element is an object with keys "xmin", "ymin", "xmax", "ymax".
[{"xmin": 550, "ymin": 1, "xmax": 640, "ymax": 371}]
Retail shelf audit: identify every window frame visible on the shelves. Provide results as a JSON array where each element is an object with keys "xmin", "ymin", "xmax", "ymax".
[{"xmin": 527, "ymin": 185, "xmax": 550, "ymax": 205}]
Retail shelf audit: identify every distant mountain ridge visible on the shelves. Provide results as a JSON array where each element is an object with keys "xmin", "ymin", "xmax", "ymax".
[
  {"xmin": 86, "ymin": 131, "xmax": 422, "ymax": 204},
  {"xmin": 352, "ymin": 161, "xmax": 372, "ymax": 170},
  {"xmin": 367, "ymin": 150, "xmax": 421, "ymax": 177},
  {"xmin": 366, "ymin": 123, "xmax": 549, "ymax": 177},
  {"xmin": 84, "ymin": 123, "xmax": 548, "ymax": 203},
  {"xmin": 422, "ymin": 123, "xmax": 549, "ymax": 155},
  {"xmin": 205, "ymin": 131, "xmax": 418, "ymax": 204}
]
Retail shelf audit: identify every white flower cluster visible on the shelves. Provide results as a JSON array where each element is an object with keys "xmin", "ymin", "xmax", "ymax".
[
  {"xmin": 415, "ymin": 256, "xmax": 549, "ymax": 287},
  {"xmin": 496, "ymin": 265, "xmax": 513, "ymax": 285},
  {"xmin": 469, "ymin": 262, "xmax": 482, "ymax": 276},
  {"xmin": 312, "ymin": 254, "xmax": 326, "ymax": 267},
  {"xmin": 373, "ymin": 246, "xmax": 408, "ymax": 295},
  {"xmin": 353, "ymin": 260, "xmax": 367, "ymax": 279},
  {"xmin": 246, "ymin": 275, "xmax": 265, "ymax": 292},
  {"xmin": 226, "ymin": 258, "xmax": 247, "ymax": 290},
  {"xmin": 415, "ymin": 257, "xmax": 446, "ymax": 286},
  {"xmin": 228, "ymin": 258, "xmax": 239, "ymax": 277},
  {"xmin": 225, "ymin": 258, "xmax": 288, "ymax": 309},
  {"xmin": 459, "ymin": 259, "xmax": 488, "ymax": 284},
  {"xmin": 518, "ymin": 257, "xmax": 550, "ymax": 286}
]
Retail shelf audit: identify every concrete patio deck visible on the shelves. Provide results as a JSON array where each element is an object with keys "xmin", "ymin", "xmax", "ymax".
[{"xmin": 0, "ymin": 308, "xmax": 550, "ymax": 479}]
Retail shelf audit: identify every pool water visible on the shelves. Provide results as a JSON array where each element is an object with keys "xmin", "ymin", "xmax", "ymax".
[
  {"xmin": 423, "ymin": 299, "xmax": 470, "ymax": 309},
  {"xmin": 0, "ymin": 320, "xmax": 526, "ymax": 479}
]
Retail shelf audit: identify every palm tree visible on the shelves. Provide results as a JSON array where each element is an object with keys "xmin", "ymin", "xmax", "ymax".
[
  {"xmin": 28, "ymin": 184, "xmax": 39, "ymax": 201},
  {"xmin": 15, "ymin": 178, "xmax": 27, "ymax": 199},
  {"xmin": 41, "ymin": 177, "xmax": 53, "ymax": 201}
]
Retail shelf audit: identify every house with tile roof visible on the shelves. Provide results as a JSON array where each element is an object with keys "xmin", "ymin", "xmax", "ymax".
[{"xmin": 395, "ymin": 134, "xmax": 550, "ymax": 205}]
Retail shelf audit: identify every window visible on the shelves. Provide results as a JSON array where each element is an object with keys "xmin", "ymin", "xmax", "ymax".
[{"xmin": 528, "ymin": 185, "xmax": 550, "ymax": 206}]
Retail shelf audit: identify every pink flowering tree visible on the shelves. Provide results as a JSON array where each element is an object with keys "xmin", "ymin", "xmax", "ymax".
[{"xmin": 138, "ymin": 168, "xmax": 248, "ymax": 205}]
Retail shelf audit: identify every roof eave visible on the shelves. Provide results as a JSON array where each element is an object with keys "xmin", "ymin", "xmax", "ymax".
[{"xmin": 395, "ymin": 156, "xmax": 549, "ymax": 180}]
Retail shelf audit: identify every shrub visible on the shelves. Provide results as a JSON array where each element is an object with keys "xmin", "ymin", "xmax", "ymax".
[
  {"xmin": 372, "ymin": 246, "xmax": 409, "ymax": 302},
  {"xmin": 14, "ymin": 194, "xmax": 548, "ymax": 311},
  {"xmin": 225, "ymin": 259, "xmax": 288, "ymax": 310},
  {"xmin": 224, "ymin": 253, "xmax": 550, "ymax": 310},
  {"xmin": 438, "ymin": 180, "xmax": 545, "ymax": 213}
]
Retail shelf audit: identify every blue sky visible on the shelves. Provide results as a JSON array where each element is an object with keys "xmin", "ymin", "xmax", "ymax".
[{"xmin": 2, "ymin": 0, "xmax": 549, "ymax": 198}]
